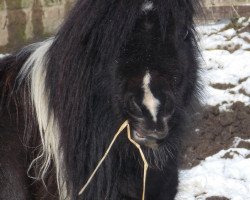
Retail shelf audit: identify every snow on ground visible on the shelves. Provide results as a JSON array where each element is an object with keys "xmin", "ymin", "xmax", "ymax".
[
  {"xmin": 0, "ymin": 54, "xmax": 6, "ymax": 59},
  {"xmin": 177, "ymin": 17, "xmax": 250, "ymax": 200},
  {"xmin": 176, "ymin": 148, "xmax": 250, "ymax": 200},
  {"xmin": 199, "ymin": 17, "xmax": 250, "ymax": 111}
]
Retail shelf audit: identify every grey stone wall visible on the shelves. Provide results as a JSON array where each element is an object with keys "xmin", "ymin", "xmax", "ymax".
[
  {"xmin": 204, "ymin": 0, "xmax": 250, "ymax": 7},
  {"xmin": 202, "ymin": 0, "xmax": 250, "ymax": 20},
  {"xmin": 0, "ymin": 0, "xmax": 249, "ymax": 51},
  {"xmin": 0, "ymin": 0, "xmax": 74, "ymax": 51}
]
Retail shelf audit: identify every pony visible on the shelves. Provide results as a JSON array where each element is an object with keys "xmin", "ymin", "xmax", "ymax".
[{"xmin": 0, "ymin": 0, "xmax": 201, "ymax": 199}]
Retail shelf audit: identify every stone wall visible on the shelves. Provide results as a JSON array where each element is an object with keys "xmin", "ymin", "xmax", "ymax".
[
  {"xmin": 0, "ymin": 0, "xmax": 74, "ymax": 51},
  {"xmin": 0, "ymin": 0, "xmax": 249, "ymax": 51},
  {"xmin": 204, "ymin": 0, "xmax": 250, "ymax": 7},
  {"xmin": 202, "ymin": 0, "xmax": 250, "ymax": 20}
]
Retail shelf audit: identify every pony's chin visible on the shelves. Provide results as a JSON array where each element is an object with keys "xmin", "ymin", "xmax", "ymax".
[{"xmin": 132, "ymin": 130, "xmax": 159, "ymax": 149}]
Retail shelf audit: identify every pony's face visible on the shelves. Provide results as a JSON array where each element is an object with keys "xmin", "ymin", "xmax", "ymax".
[
  {"xmin": 123, "ymin": 71, "xmax": 175, "ymax": 148},
  {"xmin": 117, "ymin": 4, "xmax": 198, "ymax": 148}
]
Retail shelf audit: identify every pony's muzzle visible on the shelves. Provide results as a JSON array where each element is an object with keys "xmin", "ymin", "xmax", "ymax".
[{"xmin": 132, "ymin": 127, "xmax": 169, "ymax": 148}]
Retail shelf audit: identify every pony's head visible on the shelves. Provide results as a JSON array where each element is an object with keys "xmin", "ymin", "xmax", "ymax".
[
  {"xmin": 116, "ymin": 1, "xmax": 199, "ymax": 148},
  {"xmin": 23, "ymin": 0, "xmax": 201, "ymax": 197}
]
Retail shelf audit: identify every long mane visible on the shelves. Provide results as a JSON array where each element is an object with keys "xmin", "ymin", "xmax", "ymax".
[{"xmin": 0, "ymin": 0, "xmax": 201, "ymax": 199}]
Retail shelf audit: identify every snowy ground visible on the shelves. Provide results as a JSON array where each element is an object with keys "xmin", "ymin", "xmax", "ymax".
[
  {"xmin": 177, "ymin": 148, "xmax": 250, "ymax": 200},
  {"xmin": 177, "ymin": 18, "xmax": 250, "ymax": 200},
  {"xmin": 199, "ymin": 18, "xmax": 250, "ymax": 111}
]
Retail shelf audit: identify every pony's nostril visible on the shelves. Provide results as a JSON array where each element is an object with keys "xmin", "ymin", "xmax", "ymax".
[
  {"xmin": 163, "ymin": 114, "xmax": 172, "ymax": 123},
  {"xmin": 127, "ymin": 96, "xmax": 143, "ymax": 117},
  {"xmin": 165, "ymin": 105, "xmax": 174, "ymax": 116},
  {"xmin": 132, "ymin": 97, "xmax": 140, "ymax": 110}
]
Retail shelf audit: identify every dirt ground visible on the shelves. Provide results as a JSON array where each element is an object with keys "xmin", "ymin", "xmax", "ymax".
[
  {"xmin": 180, "ymin": 102, "xmax": 250, "ymax": 169},
  {"xmin": 179, "ymin": 102, "xmax": 250, "ymax": 199}
]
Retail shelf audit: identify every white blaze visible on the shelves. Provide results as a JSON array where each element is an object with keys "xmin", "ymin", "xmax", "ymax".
[{"xmin": 142, "ymin": 72, "xmax": 160, "ymax": 122}]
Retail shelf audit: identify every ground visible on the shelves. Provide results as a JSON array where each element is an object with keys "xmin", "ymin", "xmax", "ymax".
[
  {"xmin": 0, "ymin": 17, "xmax": 250, "ymax": 200},
  {"xmin": 177, "ymin": 18, "xmax": 250, "ymax": 200}
]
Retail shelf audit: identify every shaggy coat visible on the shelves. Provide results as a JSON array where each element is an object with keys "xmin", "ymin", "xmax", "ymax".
[{"xmin": 0, "ymin": 0, "xmax": 201, "ymax": 199}]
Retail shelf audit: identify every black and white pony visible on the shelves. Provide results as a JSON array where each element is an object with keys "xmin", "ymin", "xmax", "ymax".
[{"xmin": 0, "ymin": 0, "xmax": 201, "ymax": 199}]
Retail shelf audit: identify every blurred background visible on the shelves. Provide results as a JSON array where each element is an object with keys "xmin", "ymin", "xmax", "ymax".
[
  {"xmin": 0, "ymin": 0, "xmax": 250, "ymax": 52},
  {"xmin": 0, "ymin": 0, "xmax": 74, "ymax": 52}
]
